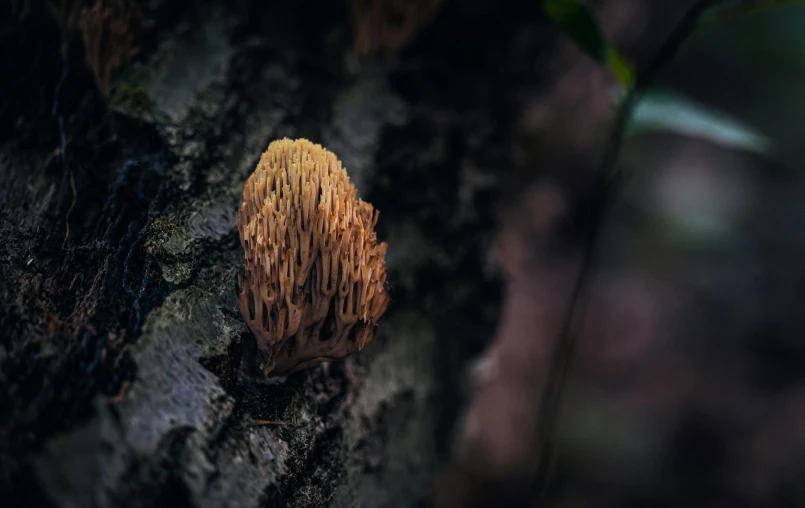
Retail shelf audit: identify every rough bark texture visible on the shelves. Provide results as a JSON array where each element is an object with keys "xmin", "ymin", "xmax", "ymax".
[{"xmin": 0, "ymin": 1, "xmax": 550, "ymax": 506}]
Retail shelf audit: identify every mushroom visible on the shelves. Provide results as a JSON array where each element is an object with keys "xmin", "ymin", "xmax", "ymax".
[
  {"xmin": 350, "ymin": 0, "xmax": 445, "ymax": 55},
  {"xmin": 237, "ymin": 138, "xmax": 390, "ymax": 377}
]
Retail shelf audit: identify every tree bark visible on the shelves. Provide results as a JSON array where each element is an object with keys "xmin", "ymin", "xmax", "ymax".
[{"xmin": 0, "ymin": 0, "xmax": 545, "ymax": 506}]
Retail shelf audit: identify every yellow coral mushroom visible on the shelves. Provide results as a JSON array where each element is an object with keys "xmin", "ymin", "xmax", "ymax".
[{"xmin": 237, "ymin": 138, "xmax": 390, "ymax": 377}]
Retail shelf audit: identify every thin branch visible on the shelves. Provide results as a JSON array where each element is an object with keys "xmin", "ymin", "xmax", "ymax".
[{"xmin": 528, "ymin": 0, "xmax": 729, "ymax": 502}]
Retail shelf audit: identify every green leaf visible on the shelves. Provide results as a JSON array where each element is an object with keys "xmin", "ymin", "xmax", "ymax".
[
  {"xmin": 626, "ymin": 89, "xmax": 774, "ymax": 154},
  {"xmin": 605, "ymin": 47, "xmax": 635, "ymax": 89},
  {"xmin": 542, "ymin": 0, "xmax": 635, "ymax": 87},
  {"xmin": 542, "ymin": 0, "xmax": 608, "ymax": 61}
]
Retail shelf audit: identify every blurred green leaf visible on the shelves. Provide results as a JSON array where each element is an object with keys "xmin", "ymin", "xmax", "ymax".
[
  {"xmin": 626, "ymin": 89, "xmax": 773, "ymax": 154},
  {"xmin": 606, "ymin": 47, "xmax": 635, "ymax": 88},
  {"xmin": 542, "ymin": 0, "xmax": 635, "ymax": 87},
  {"xmin": 542, "ymin": 0, "xmax": 607, "ymax": 60}
]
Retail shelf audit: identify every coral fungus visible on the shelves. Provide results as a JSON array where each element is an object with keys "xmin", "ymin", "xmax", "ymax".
[
  {"xmin": 48, "ymin": 0, "xmax": 141, "ymax": 97},
  {"xmin": 237, "ymin": 138, "xmax": 391, "ymax": 377},
  {"xmin": 350, "ymin": 0, "xmax": 445, "ymax": 55}
]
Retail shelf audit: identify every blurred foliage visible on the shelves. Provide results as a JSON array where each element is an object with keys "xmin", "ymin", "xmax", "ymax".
[
  {"xmin": 673, "ymin": 2, "xmax": 805, "ymax": 168},
  {"xmin": 540, "ymin": 0, "xmax": 805, "ymax": 165},
  {"xmin": 626, "ymin": 89, "xmax": 773, "ymax": 154},
  {"xmin": 541, "ymin": 0, "xmax": 635, "ymax": 87}
]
